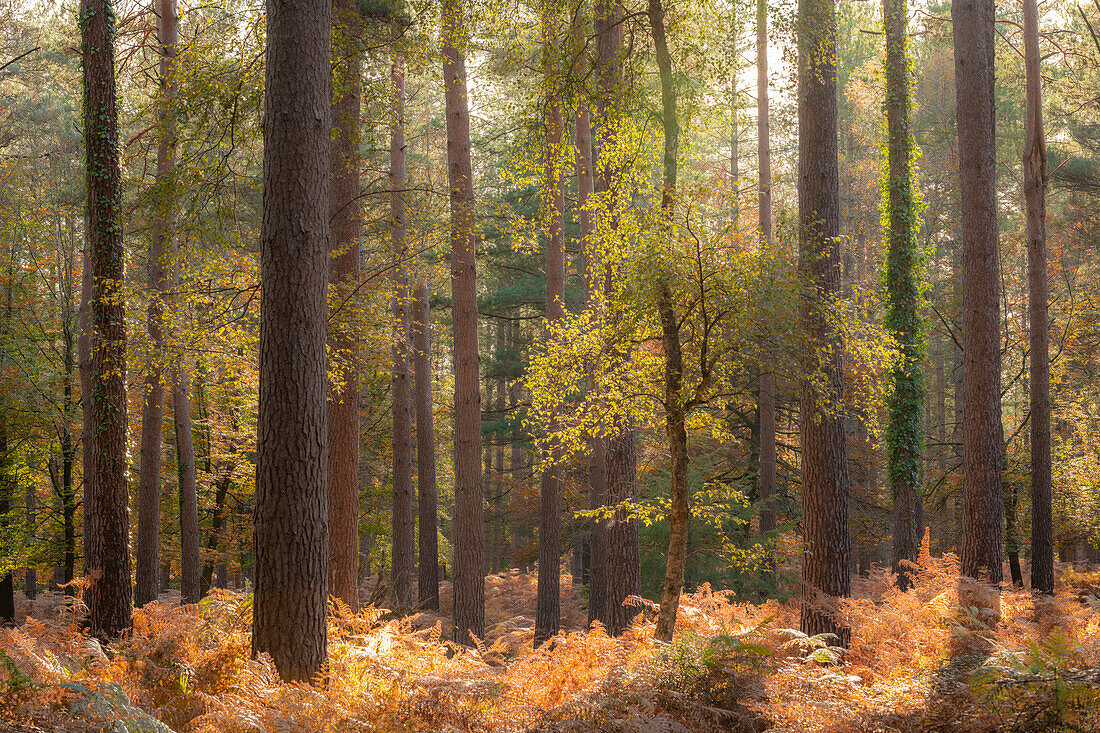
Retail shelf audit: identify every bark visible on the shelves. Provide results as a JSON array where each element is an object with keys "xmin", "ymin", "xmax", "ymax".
[
  {"xmin": 25, "ymin": 482, "xmax": 37, "ymax": 599},
  {"xmin": 883, "ymin": 0, "xmax": 924, "ymax": 591},
  {"xmin": 493, "ymin": 320, "xmax": 506, "ymax": 574},
  {"xmin": 535, "ymin": 3, "xmax": 566, "ymax": 647},
  {"xmin": 757, "ymin": 0, "xmax": 777, "ymax": 543},
  {"xmin": 174, "ymin": 367, "xmax": 199, "ymax": 603},
  {"xmin": 443, "ymin": 0, "xmax": 485, "ymax": 645},
  {"xmin": 507, "ymin": 314, "xmax": 526, "ymax": 574},
  {"xmin": 328, "ymin": 0, "xmax": 363, "ymax": 613},
  {"xmin": 135, "ymin": 0, "xmax": 177, "ymax": 608},
  {"xmin": 413, "ymin": 279, "xmax": 440, "ymax": 610},
  {"xmin": 252, "ymin": 0, "xmax": 330, "ymax": 683},
  {"xmin": 954, "ymin": 0, "xmax": 1003, "ymax": 585},
  {"xmin": 1023, "ymin": 0, "xmax": 1053, "ymax": 596},
  {"xmin": 573, "ymin": 14, "xmax": 608, "ymax": 629},
  {"xmin": 0, "ymin": 422, "xmax": 13, "ymax": 623},
  {"xmin": 80, "ymin": 0, "xmax": 132, "ymax": 639},
  {"xmin": 648, "ymin": 0, "xmax": 689, "ymax": 644},
  {"xmin": 798, "ymin": 0, "xmax": 850, "ymax": 646},
  {"xmin": 389, "ymin": 54, "xmax": 415, "ymax": 613},
  {"xmin": 594, "ymin": 0, "xmax": 640, "ymax": 639}
]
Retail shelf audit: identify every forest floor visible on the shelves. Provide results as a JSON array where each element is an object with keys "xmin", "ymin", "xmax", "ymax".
[{"xmin": 2, "ymin": 551, "xmax": 1099, "ymax": 732}]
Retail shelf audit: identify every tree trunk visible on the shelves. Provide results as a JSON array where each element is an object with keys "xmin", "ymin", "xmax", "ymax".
[
  {"xmin": 573, "ymin": 14, "xmax": 607, "ymax": 627},
  {"xmin": 756, "ymin": 0, "xmax": 777, "ymax": 546},
  {"xmin": 798, "ymin": 0, "xmax": 850, "ymax": 646},
  {"xmin": 507, "ymin": 314, "xmax": 526, "ymax": 574},
  {"xmin": 328, "ymin": 0, "xmax": 363, "ymax": 613},
  {"xmin": 413, "ymin": 278, "xmax": 440, "ymax": 610},
  {"xmin": 883, "ymin": 0, "xmax": 924, "ymax": 592},
  {"xmin": 443, "ymin": 0, "xmax": 485, "ymax": 645},
  {"xmin": 493, "ymin": 320, "xmax": 506, "ymax": 574},
  {"xmin": 389, "ymin": 54, "xmax": 415, "ymax": 614},
  {"xmin": 174, "ymin": 366, "xmax": 199, "ymax": 604},
  {"xmin": 252, "ymin": 0, "xmax": 330, "ymax": 684},
  {"xmin": 954, "ymin": 0, "xmax": 1003, "ymax": 586},
  {"xmin": 80, "ymin": 0, "xmax": 132, "ymax": 639},
  {"xmin": 135, "ymin": 0, "xmax": 177, "ymax": 608},
  {"xmin": 535, "ymin": 3, "xmax": 566, "ymax": 647},
  {"xmin": 25, "ymin": 481, "xmax": 37, "ymax": 599},
  {"xmin": 1023, "ymin": 0, "xmax": 1053, "ymax": 596},
  {"xmin": 594, "ymin": 0, "xmax": 640, "ymax": 639},
  {"xmin": 0, "ymin": 422, "xmax": 13, "ymax": 623}
]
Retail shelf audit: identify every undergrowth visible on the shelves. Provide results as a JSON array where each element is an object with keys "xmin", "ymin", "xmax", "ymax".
[{"xmin": 1, "ymin": 548, "xmax": 1098, "ymax": 732}]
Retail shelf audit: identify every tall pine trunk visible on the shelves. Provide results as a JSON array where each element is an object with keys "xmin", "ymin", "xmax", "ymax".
[
  {"xmin": 884, "ymin": 0, "xmax": 924, "ymax": 591},
  {"xmin": 954, "ymin": 0, "xmax": 1003, "ymax": 586},
  {"xmin": 595, "ymin": 0, "xmax": 640, "ymax": 638},
  {"xmin": 413, "ymin": 278, "xmax": 440, "ymax": 609},
  {"xmin": 756, "ymin": 0, "xmax": 777, "ymax": 548},
  {"xmin": 535, "ymin": 1, "xmax": 566, "ymax": 647},
  {"xmin": 1023, "ymin": 0, "xmax": 1053, "ymax": 595},
  {"xmin": 389, "ymin": 54, "xmax": 415, "ymax": 613},
  {"xmin": 252, "ymin": 0, "xmax": 330, "ymax": 683},
  {"xmin": 135, "ymin": 0, "xmax": 177, "ymax": 608},
  {"xmin": 328, "ymin": 0, "xmax": 363, "ymax": 612},
  {"xmin": 443, "ymin": 0, "xmax": 485, "ymax": 645},
  {"xmin": 80, "ymin": 0, "xmax": 132, "ymax": 639},
  {"xmin": 798, "ymin": 0, "xmax": 850, "ymax": 646}
]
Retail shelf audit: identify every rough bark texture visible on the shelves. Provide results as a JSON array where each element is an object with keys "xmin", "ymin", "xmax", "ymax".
[
  {"xmin": 797, "ymin": 0, "xmax": 850, "ymax": 646},
  {"xmin": 953, "ymin": 0, "xmax": 1003, "ymax": 585},
  {"xmin": 757, "ymin": 0, "xmax": 777, "ymax": 543},
  {"xmin": 389, "ymin": 55, "xmax": 415, "ymax": 614},
  {"xmin": 594, "ymin": 0, "xmax": 640, "ymax": 639},
  {"xmin": 135, "ymin": 0, "xmax": 177, "ymax": 608},
  {"xmin": 252, "ymin": 0, "xmax": 331, "ymax": 683},
  {"xmin": 1023, "ymin": 0, "xmax": 1053, "ymax": 596},
  {"xmin": 884, "ymin": 0, "xmax": 924, "ymax": 592},
  {"xmin": 413, "ymin": 279, "xmax": 440, "ymax": 610},
  {"xmin": 443, "ymin": 0, "xmax": 485, "ymax": 645},
  {"xmin": 328, "ymin": 0, "xmax": 363, "ymax": 614},
  {"xmin": 80, "ymin": 0, "xmax": 132, "ymax": 639},
  {"xmin": 535, "ymin": 4, "xmax": 565, "ymax": 647}
]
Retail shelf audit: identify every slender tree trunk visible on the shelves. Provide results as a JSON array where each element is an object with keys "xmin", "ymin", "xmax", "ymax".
[
  {"xmin": 482, "ymin": 380, "xmax": 494, "ymax": 577},
  {"xmin": 135, "ymin": 0, "xmax": 177, "ymax": 608},
  {"xmin": 535, "ymin": 3, "xmax": 566, "ymax": 647},
  {"xmin": 443, "ymin": 0, "xmax": 484, "ymax": 645},
  {"xmin": 573, "ymin": 11, "xmax": 608, "ymax": 628},
  {"xmin": 954, "ymin": 0, "xmax": 1003, "ymax": 586},
  {"xmin": 328, "ymin": 0, "xmax": 363, "ymax": 613},
  {"xmin": 507, "ymin": 314, "xmax": 526, "ymax": 573},
  {"xmin": 493, "ymin": 320, "xmax": 506, "ymax": 574},
  {"xmin": 25, "ymin": 482, "xmax": 37, "ymax": 599},
  {"xmin": 798, "ymin": 0, "xmax": 850, "ymax": 646},
  {"xmin": 252, "ymin": 0, "xmax": 330, "ymax": 683},
  {"xmin": 648, "ymin": 0, "xmax": 689, "ymax": 644},
  {"xmin": 173, "ymin": 361, "xmax": 199, "ymax": 603},
  {"xmin": 201, "ymin": 468, "xmax": 230, "ymax": 596},
  {"xmin": 413, "ymin": 279, "xmax": 440, "ymax": 610},
  {"xmin": 884, "ymin": 0, "xmax": 924, "ymax": 592},
  {"xmin": 389, "ymin": 54, "xmax": 415, "ymax": 613},
  {"xmin": 1023, "ymin": 0, "xmax": 1052, "ymax": 596},
  {"xmin": 0, "ymin": 422, "xmax": 13, "ymax": 623},
  {"xmin": 81, "ymin": 0, "xmax": 132, "ymax": 639},
  {"xmin": 757, "ymin": 0, "xmax": 777, "ymax": 544}
]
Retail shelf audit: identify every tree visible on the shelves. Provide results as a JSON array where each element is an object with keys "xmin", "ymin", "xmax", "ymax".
[
  {"xmin": 953, "ymin": 0, "xmax": 1002, "ymax": 585},
  {"xmin": 413, "ymin": 278, "xmax": 439, "ymax": 610},
  {"xmin": 252, "ymin": 0, "xmax": 330, "ymax": 683},
  {"xmin": 389, "ymin": 52, "xmax": 415, "ymax": 613},
  {"xmin": 174, "ymin": 366, "xmax": 199, "ymax": 603},
  {"xmin": 756, "ymin": 0, "xmax": 777, "ymax": 553},
  {"xmin": 80, "ymin": 0, "xmax": 132, "ymax": 639},
  {"xmin": 883, "ymin": 0, "xmax": 924, "ymax": 591},
  {"xmin": 1024, "ymin": 0, "xmax": 1052, "ymax": 595},
  {"xmin": 594, "ymin": 0, "xmax": 640, "ymax": 638},
  {"xmin": 798, "ymin": 0, "xmax": 850, "ymax": 645},
  {"xmin": 443, "ymin": 0, "xmax": 484, "ymax": 645},
  {"xmin": 534, "ymin": 0, "xmax": 565, "ymax": 648},
  {"xmin": 135, "ymin": 0, "xmax": 178, "ymax": 608},
  {"xmin": 328, "ymin": 0, "xmax": 363, "ymax": 613}
]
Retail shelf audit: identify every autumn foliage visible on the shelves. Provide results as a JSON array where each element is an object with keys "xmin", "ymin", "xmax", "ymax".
[{"xmin": 1, "ymin": 546, "xmax": 1099, "ymax": 732}]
